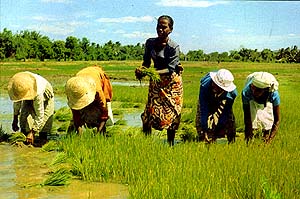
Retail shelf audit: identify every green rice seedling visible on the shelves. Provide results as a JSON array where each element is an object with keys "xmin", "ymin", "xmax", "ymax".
[
  {"xmin": 55, "ymin": 124, "xmax": 299, "ymax": 198},
  {"xmin": 8, "ymin": 132, "xmax": 26, "ymax": 143},
  {"xmin": 51, "ymin": 152, "xmax": 69, "ymax": 166},
  {"xmin": 113, "ymin": 85, "xmax": 147, "ymax": 104},
  {"xmin": 54, "ymin": 107, "xmax": 72, "ymax": 122},
  {"xmin": 41, "ymin": 140, "xmax": 62, "ymax": 152},
  {"xmin": 106, "ymin": 125, "xmax": 124, "ymax": 136},
  {"xmin": 178, "ymin": 123, "xmax": 198, "ymax": 142},
  {"xmin": 1, "ymin": 61, "xmax": 300, "ymax": 198},
  {"xmin": 56, "ymin": 122, "xmax": 69, "ymax": 132},
  {"xmin": 135, "ymin": 66, "xmax": 160, "ymax": 82},
  {"xmin": 261, "ymin": 177, "xmax": 283, "ymax": 199},
  {"xmin": 120, "ymin": 102, "xmax": 142, "ymax": 108},
  {"xmin": 43, "ymin": 167, "xmax": 71, "ymax": 186},
  {"xmin": 114, "ymin": 119, "xmax": 127, "ymax": 126}
]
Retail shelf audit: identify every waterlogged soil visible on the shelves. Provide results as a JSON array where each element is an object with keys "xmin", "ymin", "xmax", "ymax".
[
  {"xmin": 0, "ymin": 143, "xmax": 128, "ymax": 199},
  {"xmin": 0, "ymin": 87, "xmax": 144, "ymax": 199},
  {"xmin": 0, "ymin": 81, "xmax": 147, "ymax": 198}
]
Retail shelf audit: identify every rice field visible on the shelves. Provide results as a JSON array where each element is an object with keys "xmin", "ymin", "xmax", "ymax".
[{"xmin": 1, "ymin": 61, "xmax": 300, "ymax": 198}]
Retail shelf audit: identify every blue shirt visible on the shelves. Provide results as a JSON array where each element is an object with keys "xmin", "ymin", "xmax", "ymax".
[
  {"xmin": 142, "ymin": 38, "xmax": 180, "ymax": 73},
  {"xmin": 199, "ymin": 73, "xmax": 238, "ymax": 131},
  {"xmin": 242, "ymin": 80, "xmax": 280, "ymax": 106}
]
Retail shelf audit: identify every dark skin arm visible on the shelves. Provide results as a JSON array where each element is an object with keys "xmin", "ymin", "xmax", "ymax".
[
  {"xmin": 72, "ymin": 109, "xmax": 84, "ymax": 135},
  {"xmin": 265, "ymin": 105, "xmax": 280, "ymax": 144},
  {"xmin": 243, "ymin": 103, "xmax": 253, "ymax": 143},
  {"xmin": 94, "ymin": 92, "xmax": 107, "ymax": 134}
]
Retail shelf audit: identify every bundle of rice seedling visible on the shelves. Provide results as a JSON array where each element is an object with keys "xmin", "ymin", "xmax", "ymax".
[
  {"xmin": 51, "ymin": 152, "xmax": 68, "ymax": 166},
  {"xmin": 54, "ymin": 107, "xmax": 72, "ymax": 122},
  {"xmin": 43, "ymin": 168, "xmax": 71, "ymax": 186},
  {"xmin": 135, "ymin": 66, "xmax": 160, "ymax": 82},
  {"xmin": 8, "ymin": 132, "xmax": 26, "ymax": 143},
  {"xmin": 41, "ymin": 140, "xmax": 62, "ymax": 152}
]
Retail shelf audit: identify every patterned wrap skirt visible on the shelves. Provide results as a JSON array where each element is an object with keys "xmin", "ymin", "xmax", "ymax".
[{"xmin": 141, "ymin": 72, "xmax": 183, "ymax": 131}]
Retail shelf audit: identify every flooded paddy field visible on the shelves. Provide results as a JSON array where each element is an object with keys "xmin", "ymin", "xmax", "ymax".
[
  {"xmin": 0, "ymin": 81, "xmax": 145, "ymax": 199},
  {"xmin": 0, "ymin": 143, "xmax": 128, "ymax": 199}
]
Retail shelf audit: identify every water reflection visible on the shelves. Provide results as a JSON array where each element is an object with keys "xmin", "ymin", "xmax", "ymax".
[
  {"xmin": 0, "ymin": 95, "xmax": 68, "ymax": 133},
  {"xmin": 0, "ymin": 145, "xmax": 17, "ymax": 199},
  {"xmin": 123, "ymin": 111, "xmax": 142, "ymax": 127},
  {"xmin": 1, "ymin": 94, "xmax": 143, "ymax": 133}
]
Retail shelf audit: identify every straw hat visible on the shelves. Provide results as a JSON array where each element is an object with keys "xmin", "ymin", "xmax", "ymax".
[
  {"xmin": 65, "ymin": 76, "xmax": 96, "ymax": 110},
  {"xmin": 8, "ymin": 72, "xmax": 37, "ymax": 102},
  {"xmin": 209, "ymin": 69, "xmax": 236, "ymax": 92}
]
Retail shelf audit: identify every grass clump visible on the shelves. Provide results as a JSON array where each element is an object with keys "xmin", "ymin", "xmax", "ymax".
[
  {"xmin": 54, "ymin": 107, "xmax": 72, "ymax": 122},
  {"xmin": 41, "ymin": 140, "xmax": 62, "ymax": 152},
  {"xmin": 8, "ymin": 132, "xmax": 26, "ymax": 143},
  {"xmin": 43, "ymin": 168, "xmax": 72, "ymax": 186},
  {"xmin": 53, "ymin": 127, "xmax": 299, "ymax": 198}
]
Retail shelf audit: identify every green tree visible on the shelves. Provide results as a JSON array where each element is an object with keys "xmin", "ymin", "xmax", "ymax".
[
  {"xmin": 0, "ymin": 28, "xmax": 14, "ymax": 59},
  {"xmin": 19, "ymin": 30, "xmax": 43, "ymax": 59},
  {"xmin": 186, "ymin": 50, "xmax": 204, "ymax": 61},
  {"xmin": 37, "ymin": 36, "xmax": 53, "ymax": 61},
  {"xmin": 52, "ymin": 40, "xmax": 66, "ymax": 61},
  {"xmin": 65, "ymin": 36, "xmax": 83, "ymax": 60},
  {"xmin": 218, "ymin": 52, "xmax": 229, "ymax": 62},
  {"xmin": 86, "ymin": 42, "xmax": 97, "ymax": 61},
  {"xmin": 229, "ymin": 50, "xmax": 241, "ymax": 61},
  {"xmin": 207, "ymin": 52, "xmax": 219, "ymax": 62},
  {"xmin": 261, "ymin": 49, "xmax": 274, "ymax": 62},
  {"xmin": 80, "ymin": 37, "xmax": 90, "ymax": 60},
  {"xmin": 14, "ymin": 35, "xmax": 29, "ymax": 61}
]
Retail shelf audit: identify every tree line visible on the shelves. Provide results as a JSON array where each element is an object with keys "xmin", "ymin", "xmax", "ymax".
[{"xmin": 1, "ymin": 28, "xmax": 300, "ymax": 63}]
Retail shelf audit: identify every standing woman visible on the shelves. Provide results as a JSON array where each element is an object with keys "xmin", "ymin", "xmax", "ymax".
[
  {"xmin": 242, "ymin": 72, "xmax": 280, "ymax": 144},
  {"xmin": 135, "ymin": 15, "xmax": 183, "ymax": 146}
]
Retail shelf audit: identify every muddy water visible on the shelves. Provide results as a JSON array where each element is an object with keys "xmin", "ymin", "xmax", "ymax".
[
  {"xmin": 1, "ymin": 95, "xmax": 69, "ymax": 131},
  {"xmin": 0, "ymin": 81, "xmax": 146, "ymax": 198},
  {"xmin": 1, "ymin": 82, "xmax": 145, "ymax": 199},
  {"xmin": 0, "ymin": 93, "xmax": 142, "ymax": 130},
  {"xmin": 0, "ymin": 143, "xmax": 128, "ymax": 199}
]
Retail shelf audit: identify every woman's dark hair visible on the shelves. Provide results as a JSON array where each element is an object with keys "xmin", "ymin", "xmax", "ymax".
[{"xmin": 158, "ymin": 15, "xmax": 174, "ymax": 30}]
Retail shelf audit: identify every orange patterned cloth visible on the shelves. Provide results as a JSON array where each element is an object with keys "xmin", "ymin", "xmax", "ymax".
[{"xmin": 141, "ymin": 72, "xmax": 183, "ymax": 131}]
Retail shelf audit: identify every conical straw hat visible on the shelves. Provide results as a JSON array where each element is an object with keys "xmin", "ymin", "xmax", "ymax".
[
  {"xmin": 8, "ymin": 72, "xmax": 37, "ymax": 102},
  {"xmin": 65, "ymin": 76, "xmax": 96, "ymax": 110}
]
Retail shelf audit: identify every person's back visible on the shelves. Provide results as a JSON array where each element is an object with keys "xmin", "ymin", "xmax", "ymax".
[
  {"xmin": 65, "ymin": 65, "xmax": 114, "ymax": 134},
  {"xmin": 195, "ymin": 69, "xmax": 237, "ymax": 143},
  {"xmin": 76, "ymin": 66, "xmax": 113, "ymax": 103},
  {"xmin": 8, "ymin": 71, "xmax": 54, "ymax": 146}
]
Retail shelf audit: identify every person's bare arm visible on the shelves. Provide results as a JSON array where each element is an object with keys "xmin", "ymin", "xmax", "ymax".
[{"xmin": 266, "ymin": 105, "xmax": 280, "ymax": 144}]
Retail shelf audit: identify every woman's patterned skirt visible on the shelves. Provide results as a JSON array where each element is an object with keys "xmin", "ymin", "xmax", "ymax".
[{"xmin": 141, "ymin": 72, "xmax": 183, "ymax": 131}]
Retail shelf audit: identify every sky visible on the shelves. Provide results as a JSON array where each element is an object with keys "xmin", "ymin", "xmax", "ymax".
[{"xmin": 1, "ymin": 0, "xmax": 300, "ymax": 54}]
